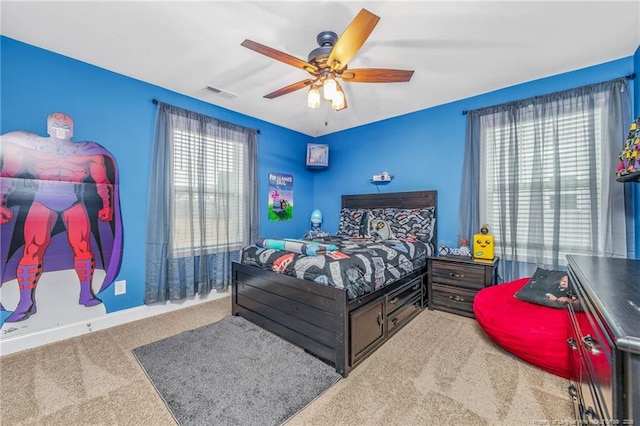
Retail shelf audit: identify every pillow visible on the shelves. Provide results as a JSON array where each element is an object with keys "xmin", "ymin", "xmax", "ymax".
[
  {"xmin": 360, "ymin": 208, "xmax": 384, "ymax": 238},
  {"xmin": 360, "ymin": 207, "xmax": 436, "ymax": 242},
  {"xmin": 367, "ymin": 218, "xmax": 395, "ymax": 240},
  {"xmin": 514, "ymin": 268, "xmax": 576, "ymax": 309},
  {"xmin": 382, "ymin": 207, "xmax": 436, "ymax": 242},
  {"xmin": 336, "ymin": 208, "xmax": 368, "ymax": 237}
]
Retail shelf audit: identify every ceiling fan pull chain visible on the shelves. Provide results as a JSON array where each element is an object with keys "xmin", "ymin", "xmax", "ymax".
[{"xmin": 325, "ymin": 101, "xmax": 330, "ymax": 126}]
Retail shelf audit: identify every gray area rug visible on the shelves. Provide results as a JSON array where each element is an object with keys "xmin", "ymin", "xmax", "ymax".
[{"xmin": 132, "ymin": 315, "xmax": 341, "ymax": 426}]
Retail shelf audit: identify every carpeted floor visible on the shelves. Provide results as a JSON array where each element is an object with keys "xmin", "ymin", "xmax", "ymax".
[
  {"xmin": 0, "ymin": 295, "xmax": 573, "ymax": 425},
  {"xmin": 287, "ymin": 309, "xmax": 574, "ymax": 425}
]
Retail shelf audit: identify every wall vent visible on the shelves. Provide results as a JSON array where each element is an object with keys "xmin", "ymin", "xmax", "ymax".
[{"xmin": 204, "ymin": 85, "xmax": 237, "ymax": 99}]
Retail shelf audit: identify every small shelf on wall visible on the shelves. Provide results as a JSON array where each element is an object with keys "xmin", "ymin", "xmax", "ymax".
[
  {"xmin": 616, "ymin": 174, "xmax": 640, "ymax": 183},
  {"xmin": 370, "ymin": 172, "xmax": 393, "ymax": 184},
  {"xmin": 370, "ymin": 176, "xmax": 393, "ymax": 184}
]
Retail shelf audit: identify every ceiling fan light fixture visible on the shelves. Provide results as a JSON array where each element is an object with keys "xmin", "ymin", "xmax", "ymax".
[
  {"xmin": 323, "ymin": 76, "xmax": 337, "ymax": 100},
  {"xmin": 307, "ymin": 86, "xmax": 321, "ymax": 109}
]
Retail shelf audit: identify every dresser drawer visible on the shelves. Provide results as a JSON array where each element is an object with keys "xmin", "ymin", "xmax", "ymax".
[
  {"xmin": 387, "ymin": 295, "xmax": 421, "ymax": 335},
  {"xmin": 580, "ymin": 324, "xmax": 612, "ymax": 420},
  {"xmin": 387, "ymin": 277, "xmax": 422, "ymax": 315},
  {"xmin": 568, "ymin": 294, "xmax": 613, "ymax": 421},
  {"xmin": 431, "ymin": 262, "xmax": 487, "ymax": 290},
  {"xmin": 577, "ymin": 351, "xmax": 607, "ymax": 424},
  {"xmin": 431, "ymin": 283, "xmax": 477, "ymax": 316}
]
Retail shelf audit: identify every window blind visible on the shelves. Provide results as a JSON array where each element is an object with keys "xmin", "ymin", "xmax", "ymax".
[
  {"xmin": 171, "ymin": 128, "xmax": 246, "ymax": 256},
  {"xmin": 482, "ymin": 100, "xmax": 603, "ymax": 265}
]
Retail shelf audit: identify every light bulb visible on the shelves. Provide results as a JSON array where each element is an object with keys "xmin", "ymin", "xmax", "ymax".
[
  {"xmin": 307, "ymin": 86, "xmax": 321, "ymax": 109},
  {"xmin": 323, "ymin": 77, "xmax": 337, "ymax": 100},
  {"xmin": 331, "ymin": 90, "xmax": 345, "ymax": 110}
]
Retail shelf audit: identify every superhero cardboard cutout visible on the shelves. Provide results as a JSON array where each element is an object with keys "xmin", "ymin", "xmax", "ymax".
[{"xmin": 0, "ymin": 113, "xmax": 123, "ymax": 325}]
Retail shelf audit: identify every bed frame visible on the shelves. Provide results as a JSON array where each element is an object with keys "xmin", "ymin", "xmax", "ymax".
[{"xmin": 232, "ymin": 190, "xmax": 437, "ymax": 377}]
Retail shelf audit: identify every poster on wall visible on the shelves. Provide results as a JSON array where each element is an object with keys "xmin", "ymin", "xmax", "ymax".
[
  {"xmin": 268, "ymin": 172, "xmax": 293, "ymax": 221},
  {"xmin": 0, "ymin": 112, "xmax": 123, "ymax": 338}
]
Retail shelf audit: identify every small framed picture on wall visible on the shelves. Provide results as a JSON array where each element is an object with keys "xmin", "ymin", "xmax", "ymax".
[{"xmin": 306, "ymin": 143, "xmax": 328, "ymax": 169}]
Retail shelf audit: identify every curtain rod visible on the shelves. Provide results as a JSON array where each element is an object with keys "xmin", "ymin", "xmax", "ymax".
[
  {"xmin": 151, "ymin": 98, "xmax": 261, "ymax": 134},
  {"xmin": 461, "ymin": 73, "xmax": 636, "ymax": 115}
]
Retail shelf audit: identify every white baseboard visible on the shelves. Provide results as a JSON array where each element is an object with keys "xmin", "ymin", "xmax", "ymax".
[{"xmin": 0, "ymin": 290, "xmax": 230, "ymax": 357}]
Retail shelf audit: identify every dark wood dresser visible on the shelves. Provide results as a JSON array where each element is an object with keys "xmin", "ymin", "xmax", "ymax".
[
  {"xmin": 566, "ymin": 255, "xmax": 639, "ymax": 425},
  {"xmin": 427, "ymin": 256, "xmax": 498, "ymax": 318}
]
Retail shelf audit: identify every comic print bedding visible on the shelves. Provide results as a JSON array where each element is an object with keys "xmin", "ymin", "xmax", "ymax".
[{"xmin": 240, "ymin": 236, "xmax": 430, "ymax": 300}]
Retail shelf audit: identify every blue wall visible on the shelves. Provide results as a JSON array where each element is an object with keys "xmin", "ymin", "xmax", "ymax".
[
  {"xmin": 635, "ymin": 46, "xmax": 640, "ymax": 116},
  {"xmin": 1, "ymin": 35, "xmax": 638, "ymax": 321},
  {"xmin": 1, "ymin": 36, "xmax": 315, "ymax": 313},
  {"xmin": 315, "ymin": 57, "xmax": 637, "ymax": 254},
  {"xmin": 634, "ymin": 46, "xmax": 640, "ymax": 255}
]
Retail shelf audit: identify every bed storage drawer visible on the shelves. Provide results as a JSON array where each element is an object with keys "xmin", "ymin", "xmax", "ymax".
[
  {"xmin": 388, "ymin": 295, "xmax": 421, "ymax": 335},
  {"xmin": 386, "ymin": 276, "xmax": 422, "ymax": 315}
]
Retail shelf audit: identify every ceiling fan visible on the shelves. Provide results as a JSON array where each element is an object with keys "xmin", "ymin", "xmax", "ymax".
[{"xmin": 241, "ymin": 8, "xmax": 414, "ymax": 111}]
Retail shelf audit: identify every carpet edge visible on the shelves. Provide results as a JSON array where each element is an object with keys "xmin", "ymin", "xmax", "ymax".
[
  {"xmin": 280, "ymin": 374, "xmax": 342, "ymax": 425},
  {"xmin": 131, "ymin": 349, "xmax": 180, "ymax": 425}
]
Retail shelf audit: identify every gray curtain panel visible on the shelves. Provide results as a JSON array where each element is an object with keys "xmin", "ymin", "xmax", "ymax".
[
  {"xmin": 457, "ymin": 112, "xmax": 481, "ymax": 246},
  {"xmin": 458, "ymin": 78, "xmax": 633, "ymax": 282},
  {"xmin": 145, "ymin": 102, "xmax": 258, "ymax": 303}
]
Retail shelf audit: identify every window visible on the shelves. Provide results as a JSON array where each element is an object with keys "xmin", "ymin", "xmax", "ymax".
[
  {"xmin": 459, "ymin": 77, "xmax": 631, "ymax": 281},
  {"xmin": 171, "ymin": 128, "xmax": 247, "ymax": 257},
  {"xmin": 480, "ymin": 96, "xmax": 605, "ymax": 266},
  {"xmin": 146, "ymin": 101, "xmax": 258, "ymax": 302}
]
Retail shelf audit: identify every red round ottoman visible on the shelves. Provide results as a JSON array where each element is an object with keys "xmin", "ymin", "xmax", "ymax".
[{"xmin": 473, "ymin": 277, "xmax": 572, "ymax": 379}]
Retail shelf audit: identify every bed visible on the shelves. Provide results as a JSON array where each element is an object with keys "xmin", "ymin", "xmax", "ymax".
[{"xmin": 232, "ymin": 190, "xmax": 437, "ymax": 377}]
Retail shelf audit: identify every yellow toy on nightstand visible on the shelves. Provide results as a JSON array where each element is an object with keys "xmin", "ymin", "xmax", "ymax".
[{"xmin": 473, "ymin": 224, "xmax": 494, "ymax": 260}]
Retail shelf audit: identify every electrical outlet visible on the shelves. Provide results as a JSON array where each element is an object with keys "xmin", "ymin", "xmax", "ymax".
[{"xmin": 114, "ymin": 280, "xmax": 126, "ymax": 296}]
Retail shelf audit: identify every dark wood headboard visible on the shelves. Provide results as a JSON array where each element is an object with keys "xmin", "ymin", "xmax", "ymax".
[{"xmin": 342, "ymin": 190, "xmax": 437, "ymax": 210}]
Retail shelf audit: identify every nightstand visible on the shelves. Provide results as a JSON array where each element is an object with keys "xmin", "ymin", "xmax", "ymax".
[{"xmin": 427, "ymin": 256, "xmax": 498, "ymax": 318}]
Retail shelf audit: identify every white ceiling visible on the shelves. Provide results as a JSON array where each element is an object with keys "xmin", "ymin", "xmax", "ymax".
[{"xmin": 2, "ymin": 1, "xmax": 639, "ymax": 137}]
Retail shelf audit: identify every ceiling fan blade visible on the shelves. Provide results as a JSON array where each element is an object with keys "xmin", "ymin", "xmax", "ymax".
[
  {"xmin": 340, "ymin": 68, "xmax": 414, "ymax": 83},
  {"xmin": 264, "ymin": 79, "xmax": 317, "ymax": 99},
  {"xmin": 241, "ymin": 39, "xmax": 318, "ymax": 73},
  {"xmin": 327, "ymin": 8, "xmax": 380, "ymax": 71}
]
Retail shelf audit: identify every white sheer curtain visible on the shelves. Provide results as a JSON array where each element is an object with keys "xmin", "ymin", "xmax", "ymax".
[
  {"xmin": 145, "ymin": 102, "xmax": 258, "ymax": 303},
  {"xmin": 458, "ymin": 78, "xmax": 634, "ymax": 281}
]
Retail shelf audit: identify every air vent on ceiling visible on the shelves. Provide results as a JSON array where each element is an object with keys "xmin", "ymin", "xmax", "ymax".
[{"xmin": 204, "ymin": 85, "xmax": 237, "ymax": 99}]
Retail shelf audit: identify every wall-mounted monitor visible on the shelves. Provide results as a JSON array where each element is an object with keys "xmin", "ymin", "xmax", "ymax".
[{"xmin": 306, "ymin": 143, "xmax": 329, "ymax": 169}]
